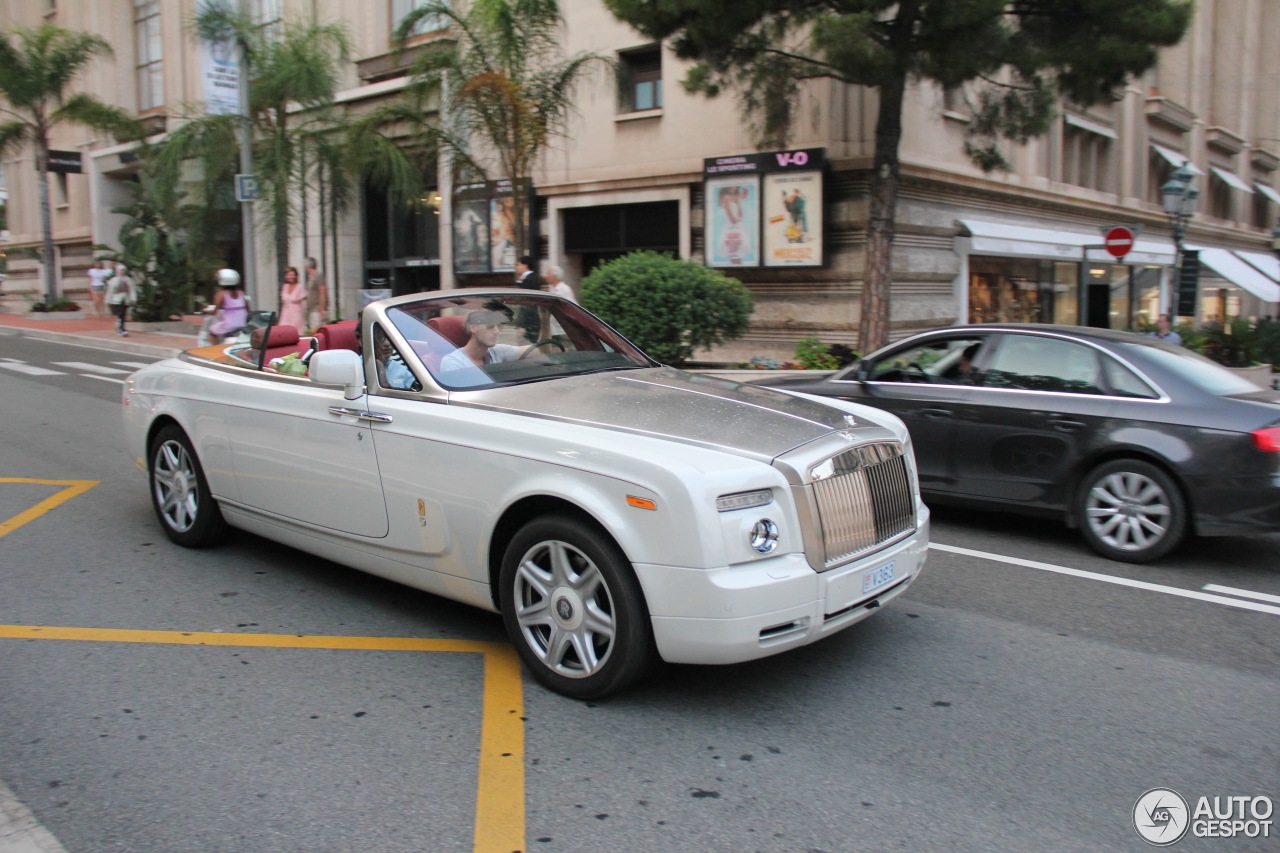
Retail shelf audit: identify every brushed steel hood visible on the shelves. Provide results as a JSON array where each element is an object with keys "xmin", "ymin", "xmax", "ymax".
[{"xmin": 458, "ymin": 367, "xmax": 885, "ymax": 460}]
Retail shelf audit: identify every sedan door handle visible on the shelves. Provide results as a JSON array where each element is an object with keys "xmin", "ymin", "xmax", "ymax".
[
  {"xmin": 328, "ymin": 406, "xmax": 394, "ymax": 424},
  {"xmin": 920, "ymin": 407, "xmax": 954, "ymax": 420},
  {"xmin": 1049, "ymin": 418, "xmax": 1085, "ymax": 432}
]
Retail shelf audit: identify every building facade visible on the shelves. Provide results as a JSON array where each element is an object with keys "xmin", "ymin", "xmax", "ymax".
[{"xmin": 2, "ymin": 0, "xmax": 1277, "ymax": 361}]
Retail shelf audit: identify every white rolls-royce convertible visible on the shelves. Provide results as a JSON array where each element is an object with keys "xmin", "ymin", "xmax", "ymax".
[{"xmin": 123, "ymin": 289, "xmax": 930, "ymax": 698}]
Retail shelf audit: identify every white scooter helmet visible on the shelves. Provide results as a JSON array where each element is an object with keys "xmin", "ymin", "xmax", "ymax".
[{"xmin": 216, "ymin": 268, "xmax": 241, "ymax": 288}]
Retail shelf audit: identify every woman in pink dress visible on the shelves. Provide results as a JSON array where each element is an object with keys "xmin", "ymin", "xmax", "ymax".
[{"xmin": 277, "ymin": 266, "xmax": 307, "ymax": 331}]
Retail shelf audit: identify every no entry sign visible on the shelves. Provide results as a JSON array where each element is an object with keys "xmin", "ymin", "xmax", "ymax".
[{"xmin": 1104, "ymin": 226, "xmax": 1135, "ymax": 260}]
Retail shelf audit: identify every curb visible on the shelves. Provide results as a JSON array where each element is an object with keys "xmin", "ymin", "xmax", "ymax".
[{"xmin": 0, "ymin": 325, "xmax": 188, "ymax": 359}]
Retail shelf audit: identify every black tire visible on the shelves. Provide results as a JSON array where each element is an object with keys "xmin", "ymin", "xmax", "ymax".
[
  {"xmin": 149, "ymin": 425, "xmax": 228, "ymax": 548},
  {"xmin": 499, "ymin": 515, "xmax": 654, "ymax": 699},
  {"xmin": 1077, "ymin": 459, "xmax": 1186, "ymax": 563}
]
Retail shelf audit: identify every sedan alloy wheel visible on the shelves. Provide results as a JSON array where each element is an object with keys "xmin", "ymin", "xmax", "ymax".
[{"xmin": 1079, "ymin": 459, "xmax": 1186, "ymax": 563}]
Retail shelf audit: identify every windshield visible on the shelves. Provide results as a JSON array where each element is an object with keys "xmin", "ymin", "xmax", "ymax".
[{"xmin": 383, "ymin": 292, "xmax": 655, "ymax": 390}]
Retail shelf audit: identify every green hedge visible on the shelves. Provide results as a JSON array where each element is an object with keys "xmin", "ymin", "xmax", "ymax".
[{"xmin": 579, "ymin": 251, "xmax": 753, "ymax": 366}]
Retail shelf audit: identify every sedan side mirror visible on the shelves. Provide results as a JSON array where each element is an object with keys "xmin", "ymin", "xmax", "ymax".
[{"xmin": 309, "ymin": 349, "xmax": 366, "ymax": 400}]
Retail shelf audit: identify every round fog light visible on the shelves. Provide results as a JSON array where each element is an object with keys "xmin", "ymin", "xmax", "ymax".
[{"xmin": 749, "ymin": 519, "xmax": 779, "ymax": 553}]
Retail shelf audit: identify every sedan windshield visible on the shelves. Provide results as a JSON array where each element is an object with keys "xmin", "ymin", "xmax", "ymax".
[{"xmin": 384, "ymin": 292, "xmax": 655, "ymax": 390}]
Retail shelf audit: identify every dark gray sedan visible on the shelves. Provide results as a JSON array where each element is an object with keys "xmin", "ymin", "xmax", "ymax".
[{"xmin": 758, "ymin": 324, "xmax": 1280, "ymax": 562}]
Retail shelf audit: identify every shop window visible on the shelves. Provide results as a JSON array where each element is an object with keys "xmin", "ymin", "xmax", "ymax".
[
  {"xmin": 134, "ymin": 0, "xmax": 163, "ymax": 112},
  {"xmin": 1131, "ymin": 267, "xmax": 1162, "ymax": 327},
  {"xmin": 969, "ymin": 257, "xmax": 1046, "ymax": 324},
  {"xmin": 1052, "ymin": 262, "xmax": 1079, "ymax": 326},
  {"xmin": 619, "ymin": 45, "xmax": 662, "ymax": 113},
  {"xmin": 1062, "ymin": 122, "xmax": 1112, "ymax": 192}
]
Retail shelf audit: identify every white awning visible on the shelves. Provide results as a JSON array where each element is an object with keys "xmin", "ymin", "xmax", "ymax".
[
  {"xmin": 1210, "ymin": 166, "xmax": 1253, "ymax": 193},
  {"xmin": 1236, "ymin": 250, "xmax": 1280, "ymax": 284},
  {"xmin": 1064, "ymin": 113, "xmax": 1117, "ymax": 139},
  {"xmin": 957, "ymin": 219, "xmax": 1175, "ymax": 265},
  {"xmin": 1151, "ymin": 143, "xmax": 1205, "ymax": 175},
  {"xmin": 1191, "ymin": 247, "xmax": 1280, "ymax": 302},
  {"xmin": 1255, "ymin": 183, "xmax": 1280, "ymax": 205}
]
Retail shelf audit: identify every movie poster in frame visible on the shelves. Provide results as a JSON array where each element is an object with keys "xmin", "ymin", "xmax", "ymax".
[
  {"xmin": 453, "ymin": 198, "xmax": 490, "ymax": 274},
  {"xmin": 705, "ymin": 175, "xmax": 761, "ymax": 267},
  {"xmin": 490, "ymin": 196, "xmax": 518, "ymax": 273},
  {"xmin": 763, "ymin": 171, "xmax": 824, "ymax": 267}
]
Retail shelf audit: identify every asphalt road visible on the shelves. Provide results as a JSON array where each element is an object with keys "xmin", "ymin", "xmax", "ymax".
[{"xmin": 0, "ymin": 333, "xmax": 1277, "ymax": 852}]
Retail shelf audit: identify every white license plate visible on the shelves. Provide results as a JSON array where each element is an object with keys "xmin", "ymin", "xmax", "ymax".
[{"xmin": 862, "ymin": 560, "xmax": 896, "ymax": 594}]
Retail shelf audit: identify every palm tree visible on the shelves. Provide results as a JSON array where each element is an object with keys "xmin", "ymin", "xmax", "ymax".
[
  {"xmin": 0, "ymin": 24, "xmax": 140, "ymax": 305},
  {"xmin": 158, "ymin": 0, "xmax": 352, "ymax": 287},
  {"xmin": 389, "ymin": 0, "xmax": 609, "ymax": 265}
]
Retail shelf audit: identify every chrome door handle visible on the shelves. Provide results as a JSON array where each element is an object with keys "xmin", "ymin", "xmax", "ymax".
[{"xmin": 328, "ymin": 406, "xmax": 393, "ymax": 424}]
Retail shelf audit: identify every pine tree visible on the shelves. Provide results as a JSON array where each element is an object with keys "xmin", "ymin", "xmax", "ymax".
[{"xmin": 605, "ymin": 0, "xmax": 1192, "ymax": 351}]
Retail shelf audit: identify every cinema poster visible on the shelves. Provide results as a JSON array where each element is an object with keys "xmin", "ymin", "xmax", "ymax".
[
  {"xmin": 453, "ymin": 199, "xmax": 490, "ymax": 274},
  {"xmin": 705, "ymin": 176, "xmax": 760, "ymax": 267},
  {"xmin": 762, "ymin": 171, "xmax": 824, "ymax": 267}
]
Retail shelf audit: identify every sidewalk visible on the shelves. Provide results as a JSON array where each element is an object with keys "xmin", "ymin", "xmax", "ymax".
[{"xmin": 0, "ymin": 311, "xmax": 201, "ymax": 359}]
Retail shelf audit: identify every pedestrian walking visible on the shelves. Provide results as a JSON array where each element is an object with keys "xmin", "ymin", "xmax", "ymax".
[
  {"xmin": 542, "ymin": 263, "xmax": 576, "ymax": 340},
  {"xmin": 514, "ymin": 255, "xmax": 542, "ymax": 342},
  {"xmin": 87, "ymin": 260, "xmax": 112, "ymax": 318},
  {"xmin": 105, "ymin": 263, "xmax": 136, "ymax": 337},
  {"xmin": 305, "ymin": 256, "xmax": 329, "ymax": 330}
]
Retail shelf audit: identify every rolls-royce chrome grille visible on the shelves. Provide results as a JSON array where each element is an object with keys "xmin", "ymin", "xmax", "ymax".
[{"xmin": 811, "ymin": 442, "xmax": 915, "ymax": 569}]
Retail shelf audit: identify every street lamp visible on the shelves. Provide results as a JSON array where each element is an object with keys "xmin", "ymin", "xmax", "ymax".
[
  {"xmin": 1161, "ymin": 163, "xmax": 1199, "ymax": 318},
  {"xmin": 1161, "ymin": 163, "xmax": 1199, "ymax": 251}
]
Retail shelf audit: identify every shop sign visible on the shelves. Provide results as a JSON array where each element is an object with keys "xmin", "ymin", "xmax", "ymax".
[{"xmin": 1177, "ymin": 250, "xmax": 1200, "ymax": 316}]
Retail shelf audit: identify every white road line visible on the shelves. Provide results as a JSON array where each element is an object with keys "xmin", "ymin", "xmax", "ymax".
[
  {"xmin": 0, "ymin": 363, "xmax": 64, "ymax": 376},
  {"xmin": 84, "ymin": 375, "xmax": 127, "ymax": 385},
  {"xmin": 51, "ymin": 362, "xmax": 130, "ymax": 375},
  {"xmin": 929, "ymin": 543, "xmax": 1280, "ymax": 618},
  {"xmin": 111, "ymin": 361, "xmax": 152, "ymax": 369},
  {"xmin": 1203, "ymin": 584, "xmax": 1280, "ymax": 606},
  {"xmin": 0, "ymin": 776, "xmax": 68, "ymax": 853}
]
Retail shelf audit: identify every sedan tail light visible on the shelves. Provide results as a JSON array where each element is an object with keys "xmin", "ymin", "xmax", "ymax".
[{"xmin": 1251, "ymin": 427, "xmax": 1280, "ymax": 452}]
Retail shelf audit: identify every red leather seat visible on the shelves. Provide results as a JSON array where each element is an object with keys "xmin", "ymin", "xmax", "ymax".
[
  {"xmin": 420, "ymin": 315, "xmax": 470, "ymax": 374},
  {"xmin": 427, "ymin": 315, "xmax": 469, "ymax": 347},
  {"xmin": 248, "ymin": 325, "xmax": 312, "ymax": 365},
  {"xmin": 314, "ymin": 319, "xmax": 359, "ymax": 352}
]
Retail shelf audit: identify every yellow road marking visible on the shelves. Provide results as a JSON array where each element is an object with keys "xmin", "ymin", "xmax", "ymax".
[
  {"xmin": 0, "ymin": 478, "xmax": 99, "ymax": 540},
  {"xmin": 0, "ymin": 625, "xmax": 525, "ymax": 853}
]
